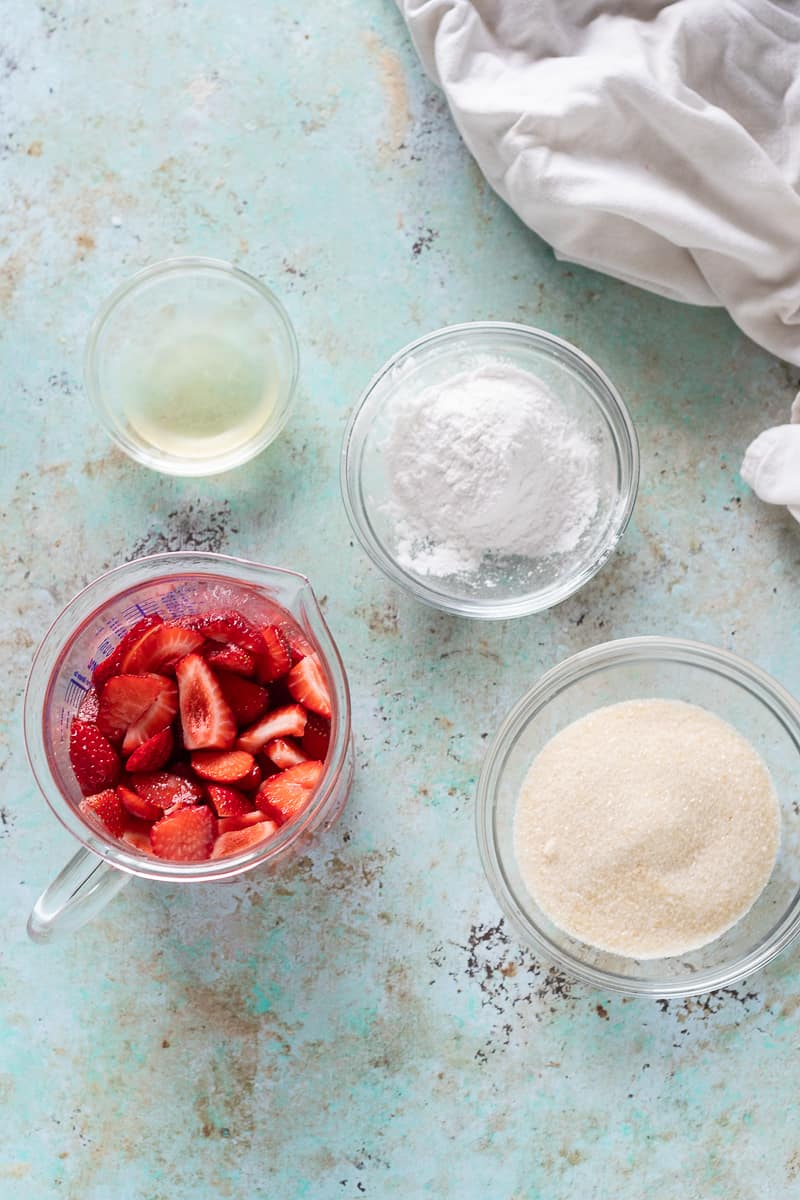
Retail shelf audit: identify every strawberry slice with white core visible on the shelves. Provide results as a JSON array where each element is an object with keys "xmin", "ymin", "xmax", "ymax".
[
  {"xmin": 79, "ymin": 789, "xmax": 125, "ymax": 838},
  {"xmin": 124, "ymin": 726, "xmax": 173, "ymax": 773},
  {"xmin": 256, "ymin": 760, "xmax": 324, "ymax": 825},
  {"xmin": 69, "ymin": 720, "xmax": 121, "ymax": 795},
  {"xmin": 217, "ymin": 810, "xmax": 274, "ymax": 833},
  {"xmin": 121, "ymin": 623, "xmax": 205, "ymax": 675},
  {"xmin": 150, "ymin": 804, "xmax": 216, "ymax": 861},
  {"xmin": 97, "ymin": 673, "xmax": 177, "ymax": 753},
  {"xmin": 190, "ymin": 749, "xmax": 255, "ymax": 784},
  {"xmin": 206, "ymin": 784, "xmax": 252, "ymax": 817},
  {"xmin": 236, "ymin": 704, "xmax": 307, "ymax": 754},
  {"xmin": 122, "ymin": 680, "xmax": 178, "ymax": 756},
  {"xmin": 92, "ymin": 614, "xmax": 163, "ymax": 691},
  {"xmin": 181, "ymin": 610, "xmax": 265, "ymax": 655},
  {"xmin": 266, "ymin": 738, "xmax": 309, "ymax": 770},
  {"xmin": 175, "ymin": 653, "xmax": 236, "ymax": 750},
  {"xmin": 255, "ymin": 625, "xmax": 292, "ymax": 683},
  {"xmin": 211, "ymin": 822, "xmax": 278, "ymax": 859},
  {"xmin": 286, "ymin": 656, "xmax": 332, "ymax": 719},
  {"xmin": 117, "ymin": 783, "xmax": 162, "ymax": 822}
]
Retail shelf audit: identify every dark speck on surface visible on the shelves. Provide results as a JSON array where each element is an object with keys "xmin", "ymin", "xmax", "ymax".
[
  {"xmin": 129, "ymin": 502, "xmax": 238, "ymax": 557},
  {"xmin": 411, "ymin": 227, "xmax": 438, "ymax": 257}
]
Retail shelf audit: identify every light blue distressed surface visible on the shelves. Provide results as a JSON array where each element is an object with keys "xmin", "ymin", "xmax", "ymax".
[{"xmin": 2, "ymin": 2, "xmax": 800, "ymax": 1197}]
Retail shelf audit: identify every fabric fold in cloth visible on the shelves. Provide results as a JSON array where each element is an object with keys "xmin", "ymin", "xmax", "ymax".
[
  {"xmin": 741, "ymin": 394, "xmax": 800, "ymax": 525},
  {"xmin": 396, "ymin": 0, "xmax": 800, "ymax": 369}
]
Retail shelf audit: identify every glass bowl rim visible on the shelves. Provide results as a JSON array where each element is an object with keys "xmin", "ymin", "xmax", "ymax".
[
  {"xmin": 475, "ymin": 634, "xmax": 800, "ymax": 998},
  {"xmin": 340, "ymin": 320, "xmax": 640, "ymax": 620},
  {"xmin": 83, "ymin": 256, "xmax": 300, "ymax": 477},
  {"xmin": 24, "ymin": 550, "xmax": 351, "ymax": 882}
]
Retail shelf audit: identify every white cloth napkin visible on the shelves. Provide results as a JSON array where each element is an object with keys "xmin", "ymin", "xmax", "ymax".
[
  {"xmin": 397, "ymin": 0, "xmax": 800, "ymax": 514},
  {"xmin": 397, "ymin": 0, "xmax": 800, "ymax": 358},
  {"xmin": 741, "ymin": 394, "xmax": 800, "ymax": 524}
]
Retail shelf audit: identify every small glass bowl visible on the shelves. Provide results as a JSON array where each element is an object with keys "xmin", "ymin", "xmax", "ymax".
[
  {"xmin": 476, "ymin": 637, "xmax": 800, "ymax": 998},
  {"xmin": 341, "ymin": 322, "xmax": 639, "ymax": 619},
  {"xmin": 84, "ymin": 257, "xmax": 299, "ymax": 477}
]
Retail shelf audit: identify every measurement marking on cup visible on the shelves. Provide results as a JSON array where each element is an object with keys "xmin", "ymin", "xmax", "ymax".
[
  {"xmin": 65, "ymin": 673, "xmax": 90, "ymax": 708},
  {"xmin": 161, "ymin": 586, "xmax": 195, "ymax": 618},
  {"xmin": 108, "ymin": 614, "xmax": 127, "ymax": 639},
  {"xmin": 120, "ymin": 599, "xmax": 160, "ymax": 625}
]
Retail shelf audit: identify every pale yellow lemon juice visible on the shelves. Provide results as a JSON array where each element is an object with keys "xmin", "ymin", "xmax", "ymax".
[
  {"xmin": 121, "ymin": 324, "xmax": 279, "ymax": 462},
  {"xmin": 85, "ymin": 258, "xmax": 298, "ymax": 476}
]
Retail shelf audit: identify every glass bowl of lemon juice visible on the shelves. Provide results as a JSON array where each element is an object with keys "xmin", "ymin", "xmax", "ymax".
[{"xmin": 84, "ymin": 257, "xmax": 299, "ymax": 476}]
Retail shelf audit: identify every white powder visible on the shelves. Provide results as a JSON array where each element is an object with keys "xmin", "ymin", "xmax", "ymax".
[
  {"xmin": 514, "ymin": 699, "xmax": 780, "ymax": 960},
  {"xmin": 383, "ymin": 362, "xmax": 601, "ymax": 577}
]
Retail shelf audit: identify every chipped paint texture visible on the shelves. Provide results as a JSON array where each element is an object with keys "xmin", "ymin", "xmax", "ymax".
[{"xmin": 2, "ymin": 1, "xmax": 800, "ymax": 1197}]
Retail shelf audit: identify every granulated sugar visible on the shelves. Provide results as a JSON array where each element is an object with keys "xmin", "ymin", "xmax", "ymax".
[
  {"xmin": 514, "ymin": 699, "xmax": 780, "ymax": 959},
  {"xmin": 383, "ymin": 362, "xmax": 600, "ymax": 577}
]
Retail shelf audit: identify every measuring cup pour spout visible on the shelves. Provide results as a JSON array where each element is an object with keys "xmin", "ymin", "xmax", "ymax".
[{"xmin": 23, "ymin": 552, "xmax": 354, "ymax": 941}]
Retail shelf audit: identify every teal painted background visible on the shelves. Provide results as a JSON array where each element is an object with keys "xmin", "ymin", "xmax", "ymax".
[{"xmin": 2, "ymin": 1, "xmax": 800, "ymax": 1196}]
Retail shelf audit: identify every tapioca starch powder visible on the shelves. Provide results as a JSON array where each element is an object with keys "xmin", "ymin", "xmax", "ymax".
[{"xmin": 383, "ymin": 362, "xmax": 600, "ymax": 577}]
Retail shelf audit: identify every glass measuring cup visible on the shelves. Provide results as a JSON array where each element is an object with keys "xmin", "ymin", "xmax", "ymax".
[{"xmin": 23, "ymin": 552, "xmax": 354, "ymax": 941}]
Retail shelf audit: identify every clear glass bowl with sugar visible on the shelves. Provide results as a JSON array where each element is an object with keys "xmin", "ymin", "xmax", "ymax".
[{"xmin": 477, "ymin": 637, "xmax": 800, "ymax": 998}]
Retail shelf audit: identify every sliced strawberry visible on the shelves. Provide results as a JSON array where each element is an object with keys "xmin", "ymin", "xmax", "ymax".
[
  {"xmin": 77, "ymin": 687, "xmax": 100, "ymax": 723},
  {"xmin": 256, "ymin": 760, "xmax": 324, "ymax": 825},
  {"xmin": 117, "ymin": 782, "xmax": 162, "ymax": 822},
  {"xmin": 266, "ymin": 738, "xmax": 309, "ymax": 770},
  {"xmin": 215, "ymin": 671, "xmax": 270, "ymax": 726},
  {"xmin": 132, "ymin": 770, "xmax": 205, "ymax": 810},
  {"xmin": 255, "ymin": 625, "xmax": 292, "ymax": 683},
  {"xmin": 237, "ymin": 704, "xmax": 307, "ymax": 754},
  {"xmin": 180, "ymin": 610, "xmax": 265, "ymax": 655},
  {"xmin": 122, "ymin": 828, "xmax": 155, "ymax": 855},
  {"xmin": 211, "ymin": 822, "xmax": 278, "ymax": 859},
  {"xmin": 302, "ymin": 712, "xmax": 331, "ymax": 761},
  {"xmin": 79, "ymin": 788, "xmax": 125, "ymax": 838},
  {"xmin": 92, "ymin": 614, "xmax": 163, "ymax": 691},
  {"xmin": 69, "ymin": 720, "xmax": 121, "ymax": 795},
  {"xmin": 206, "ymin": 784, "xmax": 252, "ymax": 817},
  {"xmin": 204, "ymin": 644, "xmax": 256, "ymax": 676},
  {"xmin": 124, "ymin": 726, "xmax": 173, "ymax": 773},
  {"xmin": 121, "ymin": 623, "xmax": 205, "ymax": 675},
  {"xmin": 150, "ymin": 805, "xmax": 215, "ymax": 861},
  {"xmin": 286, "ymin": 656, "xmax": 332, "ymax": 719},
  {"xmin": 238, "ymin": 760, "xmax": 263, "ymax": 792},
  {"xmin": 285, "ymin": 627, "xmax": 315, "ymax": 664},
  {"xmin": 97, "ymin": 673, "xmax": 176, "ymax": 749},
  {"xmin": 175, "ymin": 653, "xmax": 237, "ymax": 750},
  {"xmin": 190, "ymin": 749, "xmax": 255, "ymax": 784},
  {"xmin": 123, "ymin": 681, "xmax": 178, "ymax": 756},
  {"xmin": 217, "ymin": 810, "xmax": 276, "ymax": 833}
]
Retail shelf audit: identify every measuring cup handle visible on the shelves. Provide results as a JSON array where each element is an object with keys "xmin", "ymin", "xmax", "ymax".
[{"xmin": 27, "ymin": 848, "xmax": 131, "ymax": 942}]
